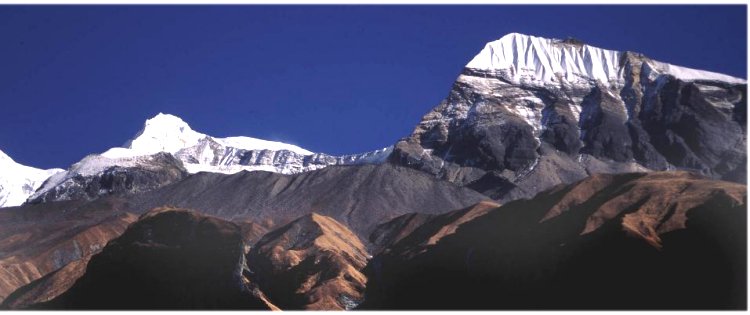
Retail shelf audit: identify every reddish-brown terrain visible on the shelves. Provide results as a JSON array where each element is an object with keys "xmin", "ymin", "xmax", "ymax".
[
  {"xmin": 246, "ymin": 213, "xmax": 369, "ymax": 310},
  {"xmin": 23, "ymin": 208, "xmax": 275, "ymax": 309},
  {"xmin": 0, "ymin": 171, "xmax": 745, "ymax": 310},
  {"xmin": 370, "ymin": 200, "xmax": 500, "ymax": 256},
  {"xmin": 1, "ymin": 256, "xmax": 91, "ymax": 309},
  {"xmin": 0, "ymin": 198, "xmax": 136, "ymax": 303},
  {"xmin": 362, "ymin": 171, "xmax": 747, "ymax": 310},
  {"xmin": 0, "ymin": 163, "xmax": 487, "ymax": 309}
]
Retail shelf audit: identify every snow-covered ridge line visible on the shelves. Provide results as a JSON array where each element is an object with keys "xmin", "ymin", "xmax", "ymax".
[
  {"xmin": 467, "ymin": 33, "xmax": 746, "ymax": 86},
  {"xmin": 0, "ymin": 150, "xmax": 64, "ymax": 207},
  {"xmin": 99, "ymin": 113, "xmax": 390, "ymax": 175},
  {"xmin": 103, "ymin": 113, "xmax": 313, "ymax": 159},
  {"xmin": 28, "ymin": 113, "xmax": 392, "ymax": 204}
]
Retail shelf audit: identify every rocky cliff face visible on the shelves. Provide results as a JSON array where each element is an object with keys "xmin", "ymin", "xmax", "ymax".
[
  {"xmin": 31, "ymin": 208, "xmax": 275, "ymax": 310},
  {"xmin": 361, "ymin": 171, "xmax": 747, "ymax": 309},
  {"xmin": 246, "ymin": 213, "xmax": 369, "ymax": 310},
  {"xmin": 26, "ymin": 152, "xmax": 188, "ymax": 204},
  {"xmin": 390, "ymin": 33, "xmax": 746, "ymax": 201}
]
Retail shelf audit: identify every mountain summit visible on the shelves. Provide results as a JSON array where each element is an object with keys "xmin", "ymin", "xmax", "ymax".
[
  {"xmin": 103, "ymin": 113, "xmax": 313, "ymax": 160},
  {"xmin": 391, "ymin": 32, "xmax": 746, "ymax": 201},
  {"xmin": 466, "ymin": 33, "xmax": 745, "ymax": 86}
]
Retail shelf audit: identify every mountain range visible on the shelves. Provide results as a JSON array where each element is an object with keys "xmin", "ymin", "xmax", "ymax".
[
  {"xmin": 22, "ymin": 113, "xmax": 392, "ymax": 205},
  {"xmin": 0, "ymin": 33, "xmax": 745, "ymax": 310}
]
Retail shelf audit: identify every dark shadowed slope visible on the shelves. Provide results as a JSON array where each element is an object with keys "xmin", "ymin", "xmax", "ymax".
[
  {"xmin": 369, "ymin": 200, "xmax": 500, "ymax": 255},
  {"xmin": 369, "ymin": 213, "xmax": 435, "ymax": 255},
  {"xmin": 129, "ymin": 164, "xmax": 489, "ymax": 239},
  {"xmin": 31, "ymin": 208, "xmax": 275, "ymax": 310},
  {"xmin": 247, "ymin": 213, "xmax": 369, "ymax": 310},
  {"xmin": 362, "ymin": 171, "xmax": 746, "ymax": 310}
]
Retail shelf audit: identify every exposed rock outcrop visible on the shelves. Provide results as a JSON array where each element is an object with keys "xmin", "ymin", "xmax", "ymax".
[{"xmin": 27, "ymin": 152, "xmax": 188, "ymax": 204}]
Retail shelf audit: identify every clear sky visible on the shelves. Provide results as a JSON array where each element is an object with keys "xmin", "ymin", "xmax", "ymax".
[{"xmin": 0, "ymin": 5, "xmax": 746, "ymax": 169}]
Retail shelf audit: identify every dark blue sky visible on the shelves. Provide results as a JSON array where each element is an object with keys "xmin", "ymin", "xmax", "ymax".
[{"xmin": 0, "ymin": 5, "xmax": 746, "ymax": 169}]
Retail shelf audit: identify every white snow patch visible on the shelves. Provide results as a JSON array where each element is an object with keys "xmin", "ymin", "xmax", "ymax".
[
  {"xmin": 183, "ymin": 163, "xmax": 282, "ymax": 175},
  {"xmin": 648, "ymin": 60, "xmax": 746, "ymax": 84},
  {"xmin": 217, "ymin": 136, "xmax": 312, "ymax": 156},
  {"xmin": 569, "ymin": 103, "xmax": 582, "ymax": 122},
  {"xmin": 509, "ymin": 103, "xmax": 541, "ymax": 133}
]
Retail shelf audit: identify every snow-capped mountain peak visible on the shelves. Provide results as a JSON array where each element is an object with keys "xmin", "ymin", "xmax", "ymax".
[
  {"xmin": 126, "ymin": 112, "xmax": 203, "ymax": 154},
  {"xmin": 102, "ymin": 113, "xmax": 314, "ymax": 159},
  {"xmin": 102, "ymin": 113, "xmax": 203, "ymax": 159},
  {"xmin": 395, "ymin": 32, "xmax": 746, "ymax": 202},
  {"xmin": 0, "ymin": 149, "xmax": 64, "ymax": 207},
  {"xmin": 466, "ymin": 33, "xmax": 746, "ymax": 86}
]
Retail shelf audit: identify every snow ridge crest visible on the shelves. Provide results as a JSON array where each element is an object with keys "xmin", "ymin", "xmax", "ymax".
[{"xmin": 466, "ymin": 33, "xmax": 745, "ymax": 86}]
